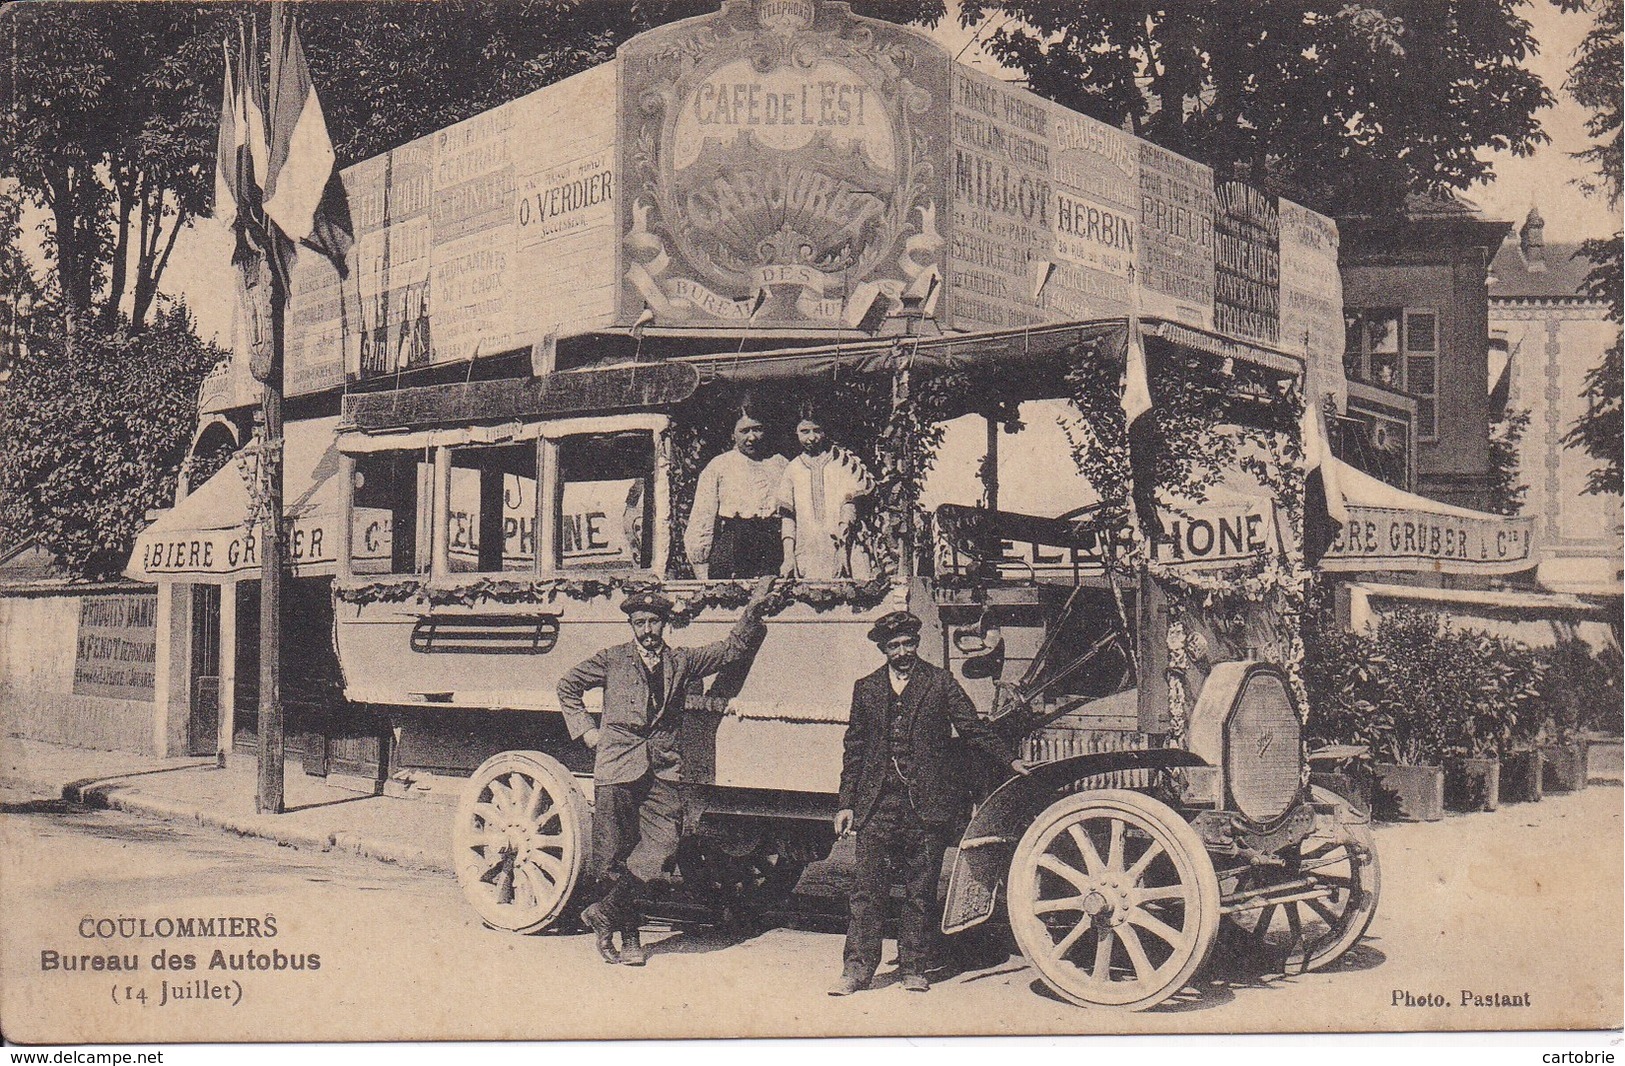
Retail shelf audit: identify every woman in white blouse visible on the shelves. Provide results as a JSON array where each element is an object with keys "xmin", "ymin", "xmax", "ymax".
[
  {"xmin": 778, "ymin": 407, "xmax": 875, "ymax": 580},
  {"xmin": 684, "ymin": 404, "xmax": 789, "ymax": 580}
]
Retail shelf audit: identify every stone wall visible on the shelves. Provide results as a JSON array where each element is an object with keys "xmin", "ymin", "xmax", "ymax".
[{"xmin": 0, "ymin": 588, "xmax": 162, "ymax": 754}]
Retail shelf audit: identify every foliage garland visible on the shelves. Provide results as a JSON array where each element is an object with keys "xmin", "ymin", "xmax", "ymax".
[
  {"xmin": 1061, "ymin": 331, "xmax": 1315, "ymax": 724},
  {"xmin": 333, "ymin": 573, "xmax": 893, "ymax": 624},
  {"xmin": 665, "ymin": 347, "xmax": 977, "ymax": 582}
]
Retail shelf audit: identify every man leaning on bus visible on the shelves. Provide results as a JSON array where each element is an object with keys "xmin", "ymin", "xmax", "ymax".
[
  {"xmin": 828, "ymin": 610, "xmax": 1028, "ymax": 995},
  {"xmin": 558, "ymin": 579, "xmax": 774, "ymax": 966}
]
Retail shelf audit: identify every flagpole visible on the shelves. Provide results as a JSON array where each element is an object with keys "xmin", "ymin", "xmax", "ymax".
[
  {"xmin": 235, "ymin": 0, "xmax": 349, "ymax": 814},
  {"xmin": 255, "ymin": 6, "xmax": 288, "ymax": 816},
  {"xmin": 256, "ymin": 235, "xmax": 287, "ymax": 815}
]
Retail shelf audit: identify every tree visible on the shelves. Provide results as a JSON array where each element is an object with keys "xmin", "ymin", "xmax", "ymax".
[
  {"xmin": 950, "ymin": 1, "xmax": 1552, "ymax": 217},
  {"xmin": 0, "ymin": 302, "xmax": 226, "ymax": 579},
  {"xmin": 1558, "ymin": 0, "xmax": 1622, "ymax": 496},
  {"xmin": 1560, "ymin": 0, "xmax": 1622, "ymax": 206},
  {"xmin": 1488, "ymin": 408, "xmax": 1531, "ymax": 515},
  {"xmin": 0, "ymin": 184, "xmax": 49, "ymax": 382},
  {"xmin": 290, "ymin": 1, "xmax": 940, "ymax": 166},
  {"xmin": 1, "ymin": 4, "xmax": 223, "ymax": 333},
  {"xmin": 106, "ymin": 7, "xmax": 221, "ymax": 334},
  {"xmin": 1563, "ymin": 235, "xmax": 1622, "ymax": 495}
]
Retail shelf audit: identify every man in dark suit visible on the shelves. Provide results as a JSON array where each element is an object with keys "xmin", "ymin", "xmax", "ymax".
[
  {"xmin": 829, "ymin": 610, "xmax": 1028, "ymax": 995},
  {"xmin": 558, "ymin": 581, "xmax": 773, "ymax": 966},
  {"xmin": 825, "ymin": 611, "xmax": 1027, "ymax": 994}
]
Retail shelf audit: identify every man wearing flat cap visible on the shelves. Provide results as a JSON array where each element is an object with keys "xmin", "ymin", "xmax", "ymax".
[
  {"xmin": 559, "ymin": 580, "xmax": 774, "ymax": 966},
  {"xmin": 829, "ymin": 610, "xmax": 1027, "ymax": 996}
]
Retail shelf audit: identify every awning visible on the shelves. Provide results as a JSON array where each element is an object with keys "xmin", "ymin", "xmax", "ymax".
[
  {"xmin": 125, "ymin": 417, "xmax": 342, "ymax": 583},
  {"xmin": 1343, "ymin": 581, "xmax": 1617, "ymax": 651},
  {"xmin": 1319, "ymin": 458, "xmax": 1537, "ymax": 575}
]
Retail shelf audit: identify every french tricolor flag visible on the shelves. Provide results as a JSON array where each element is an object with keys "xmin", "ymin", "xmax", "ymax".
[
  {"xmin": 1123, "ymin": 317, "xmax": 1160, "ymax": 543},
  {"xmin": 1300, "ymin": 391, "xmax": 1348, "ymax": 567},
  {"xmin": 263, "ymin": 3, "xmax": 351, "ymax": 275}
]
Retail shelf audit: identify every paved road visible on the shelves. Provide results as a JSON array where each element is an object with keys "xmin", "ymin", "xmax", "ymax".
[{"xmin": 1, "ymin": 783, "xmax": 1619, "ymax": 1042}]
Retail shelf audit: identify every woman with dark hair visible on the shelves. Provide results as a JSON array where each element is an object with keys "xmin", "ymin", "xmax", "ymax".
[
  {"xmin": 683, "ymin": 400, "xmax": 788, "ymax": 579},
  {"xmin": 778, "ymin": 403, "xmax": 875, "ymax": 580}
]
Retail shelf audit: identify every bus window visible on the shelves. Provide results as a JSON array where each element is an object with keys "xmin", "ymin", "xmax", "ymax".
[
  {"xmin": 352, "ymin": 451, "xmax": 431, "ymax": 575},
  {"xmin": 556, "ymin": 432, "xmax": 653, "ymax": 571},
  {"xmin": 447, "ymin": 443, "xmax": 539, "ymax": 573}
]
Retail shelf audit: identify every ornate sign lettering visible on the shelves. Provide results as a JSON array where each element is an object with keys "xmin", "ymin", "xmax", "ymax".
[{"xmin": 618, "ymin": 0, "xmax": 950, "ymax": 328}]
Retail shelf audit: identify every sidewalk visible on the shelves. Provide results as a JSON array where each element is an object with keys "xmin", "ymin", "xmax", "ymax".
[
  {"xmin": 0, "ymin": 736, "xmax": 454, "ymax": 875},
  {"xmin": 4, "ymin": 734, "xmax": 1619, "ymax": 890}
]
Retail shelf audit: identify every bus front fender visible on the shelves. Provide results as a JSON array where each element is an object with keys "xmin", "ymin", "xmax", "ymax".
[{"xmin": 941, "ymin": 748, "xmax": 1209, "ymax": 935}]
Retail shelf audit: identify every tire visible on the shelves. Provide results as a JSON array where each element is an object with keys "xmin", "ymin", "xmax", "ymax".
[
  {"xmin": 676, "ymin": 834, "xmax": 806, "ymax": 924},
  {"xmin": 1007, "ymin": 789, "xmax": 1221, "ymax": 1010},
  {"xmin": 452, "ymin": 750, "xmax": 591, "ymax": 934},
  {"xmin": 1221, "ymin": 784, "xmax": 1380, "ymax": 974}
]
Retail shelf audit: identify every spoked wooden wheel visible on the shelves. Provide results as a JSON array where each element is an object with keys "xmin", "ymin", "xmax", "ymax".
[
  {"xmin": 1008, "ymin": 789, "xmax": 1221, "ymax": 1010},
  {"xmin": 1222, "ymin": 785, "xmax": 1380, "ymax": 975},
  {"xmin": 453, "ymin": 751, "xmax": 591, "ymax": 934}
]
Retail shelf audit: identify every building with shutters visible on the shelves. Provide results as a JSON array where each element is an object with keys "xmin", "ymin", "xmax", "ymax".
[{"xmin": 1336, "ymin": 195, "xmax": 1513, "ymax": 512}]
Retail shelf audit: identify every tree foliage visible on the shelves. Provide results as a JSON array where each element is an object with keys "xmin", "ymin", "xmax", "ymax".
[
  {"xmin": 1563, "ymin": 234, "xmax": 1623, "ymax": 495},
  {"xmin": 1487, "ymin": 407, "xmax": 1530, "ymax": 515},
  {"xmin": 1557, "ymin": 0, "xmax": 1623, "ymax": 496},
  {"xmin": 0, "ymin": 305, "xmax": 226, "ymax": 579},
  {"xmin": 0, "ymin": 1, "xmax": 943, "ymax": 330},
  {"xmin": 1559, "ymin": 0, "xmax": 1622, "ymax": 207},
  {"xmin": 287, "ymin": 0, "xmax": 941, "ymax": 165},
  {"xmin": 0, "ymin": 185, "xmax": 50, "ymax": 381},
  {"xmin": 949, "ymin": 1, "xmax": 1551, "ymax": 217},
  {"xmin": 1, "ymin": 3, "xmax": 221, "ymax": 332}
]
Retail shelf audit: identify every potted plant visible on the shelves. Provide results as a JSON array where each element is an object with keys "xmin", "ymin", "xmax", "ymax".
[
  {"xmin": 1303, "ymin": 609, "xmax": 1450, "ymax": 821},
  {"xmin": 1367, "ymin": 703, "xmax": 1448, "ymax": 822},
  {"xmin": 1440, "ymin": 632, "xmax": 1524, "ymax": 813},
  {"xmin": 1580, "ymin": 636, "xmax": 1623, "ymax": 784},
  {"xmin": 1536, "ymin": 638, "xmax": 1620, "ymax": 790},
  {"xmin": 1499, "ymin": 655, "xmax": 1546, "ymax": 805},
  {"xmin": 1528, "ymin": 644, "xmax": 1584, "ymax": 794},
  {"xmin": 1361, "ymin": 612, "xmax": 1454, "ymax": 822},
  {"xmin": 1301, "ymin": 616, "xmax": 1379, "ymax": 815}
]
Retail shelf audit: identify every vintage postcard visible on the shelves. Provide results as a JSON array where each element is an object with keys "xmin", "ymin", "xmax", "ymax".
[{"xmin": 1, "ymin": 0, "xmax": 1620, "ymax": 1046}]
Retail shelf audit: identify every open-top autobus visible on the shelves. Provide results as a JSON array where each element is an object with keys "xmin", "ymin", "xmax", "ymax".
[{"xmin": 325, "ymin": 315, "xmax": 1378, "ymax": 1011}]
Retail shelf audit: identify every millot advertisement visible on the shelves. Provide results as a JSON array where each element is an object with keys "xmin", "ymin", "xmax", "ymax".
[{"xmin": 0, "ymin": 0, "xmax": 1619, "ymax": 1051}]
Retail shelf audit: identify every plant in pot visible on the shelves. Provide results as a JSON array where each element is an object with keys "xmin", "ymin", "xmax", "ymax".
[
  {"xmin": 1531, "ymin": 638, "xmax": 1604, "ymax": 793},
  {"xmin": 1301, "ymin": 619, "xmax": 1382, "ymax": 813},
  {"xmin": 1366, "ymin": 693, "xmax": 1448, "ymax": 822},
  {"xmin": 1439, "ymin": 631, "xmax": 1528, "ymax": 813},
  {"xmin": 1576, "ymin": 638, "xmax": 1624, "ymax": 783},
  {"xmin": 1360, "ymin": 611, "xmax": 1451, "ymax": 822},
  {"xmin": 1499, "ymin": 641, "xmax": 1549, "ymax": 804},
  {"xmin": 1533, "ymin": 637, "xmax": 1622, "ymax": 789}
]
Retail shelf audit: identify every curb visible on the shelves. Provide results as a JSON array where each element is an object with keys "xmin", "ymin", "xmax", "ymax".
[
  {"xmin": 61, "ymin": 779, "xmax": 453, "ymax": 877},
  {"xmin": 3, "ymin": 770, "xmax": 76, "ymax": 801}
]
